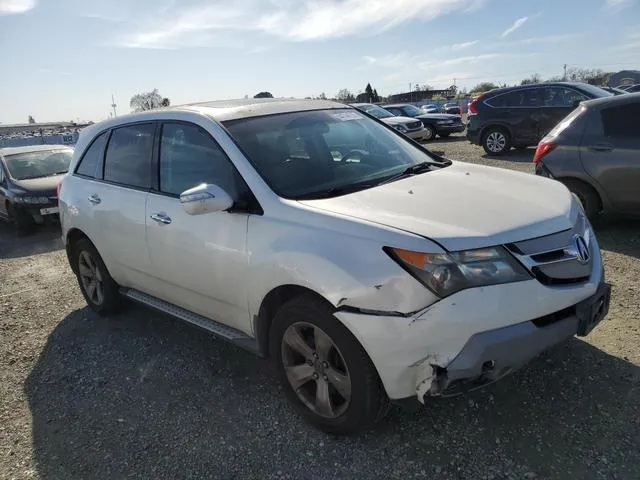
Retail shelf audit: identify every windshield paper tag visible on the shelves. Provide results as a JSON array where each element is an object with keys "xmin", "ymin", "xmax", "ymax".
[{"xmin": 330, "ymin": 112, "xmax": 362, "ymax": 121}]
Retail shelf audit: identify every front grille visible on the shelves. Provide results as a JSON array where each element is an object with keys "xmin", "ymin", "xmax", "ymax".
[{"xmin": 506, "ymin": 213, "xmax": 594, "ymax": 285}]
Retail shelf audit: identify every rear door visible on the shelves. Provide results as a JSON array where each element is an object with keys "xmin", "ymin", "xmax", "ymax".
[
  {"xmin": 539, "ymin": 87, "xmax": 588, "ymax": 139},
  {"xmin": 92, "ymin": 123, "xmax": 160, "ymax": 293},
  {"xmin": 580, "ymin": 100, "xmax": 640, "ymax": 213},
  {"xmin": 484, "ymin": 88, "xmax": 541, "ymax": 145}
]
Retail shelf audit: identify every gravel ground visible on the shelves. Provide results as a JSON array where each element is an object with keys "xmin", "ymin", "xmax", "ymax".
[{"xmin": 1, "ymin": 135, "xmax": 639, "ymax": 480}]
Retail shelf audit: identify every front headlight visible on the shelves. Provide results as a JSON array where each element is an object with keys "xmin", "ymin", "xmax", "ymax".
[
  {"xmin": 385, "ymin": 246, "xmax": 530, "ymax": 298},
  {"xmin": 394, "ymin": 124, "xmax": 408, "ymax": 132},
  {"xmin": 14, "ymin": 196, "xmax": 50, "ymax": 204}
]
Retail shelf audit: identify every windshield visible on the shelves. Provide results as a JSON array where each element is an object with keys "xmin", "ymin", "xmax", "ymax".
[
  {"xmin": 4, "ymin": 149, "xmax": 73, "ymax": 180},
  {"xmin": 578, "ymin": 84, "xmax": 613, "ymax": 98},
  {"xmin": 361, "ymin": 105, "xmax": 394, "ymax": 119},
  {"xmin": 400, "ymin": 105, "xmax": 423, "ymax": 117},
  {"xmin": 223, "ymin": 109, "xmax": 445, "ymax": 199}
]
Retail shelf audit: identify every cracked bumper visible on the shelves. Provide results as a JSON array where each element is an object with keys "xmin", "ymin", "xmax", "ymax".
[{"xmin": 335, "ymin": 253, "xmax": 605, "ymax": 401}]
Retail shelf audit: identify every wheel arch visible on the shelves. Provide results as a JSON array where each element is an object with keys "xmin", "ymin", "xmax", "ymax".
[
  {"xmin": 554, "ymin": 175, "xmax": 605, "ymax": 213},
  {"xmin": 480, "ymin": 123, "xmax": 513, "ymax": 143},
  {"xmin": 64, "ymin": 228, "xmax": 99, "ymax": 275},
  {"xmin": 254, "ymin": 284, "xmax": 334, "ymax": 357}
]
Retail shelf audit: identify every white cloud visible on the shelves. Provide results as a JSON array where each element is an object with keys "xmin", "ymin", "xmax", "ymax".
[
  {"xmin": 605, "ymin": 0, "xmax": 636, "ymax": 8},
  {"xmin": 518, "ymin": 33, "xmax": 581, "ymax": 45},
  {"xmin": 419, "ymin": 53, "xmax": 508, "ymax": 69},
  {"xmin": 0, "ymin": 0, "xmax": 36, "ymax": 14},
  {"xmin": 501, "ymin": 16, "xmax": 528, "ymax": 38},
  {"xmin": 451, "ymin": 40, "xmax": 479, "ymax": 50},
  {"xmin": 112, "ymin": 0, "xmax": 485, "ymax": 48}
]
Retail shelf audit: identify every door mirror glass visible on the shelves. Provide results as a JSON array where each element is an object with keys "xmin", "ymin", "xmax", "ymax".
[{"xmin": 180, "ymin": 183, "xmax": 233, "ymax": 215}]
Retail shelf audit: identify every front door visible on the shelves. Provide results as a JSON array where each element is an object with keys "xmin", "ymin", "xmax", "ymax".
[
  {"xmin": 0, "ymin": 164, "xmax": 8, "ymax": 220},
  {"xmin": 580, "ymin": 100, "xmax": 640, "ymax": 213},
  {"xmin": 145, "ymin": 122, "xmax": 252, "ymax": 333},
  {"xmin": 539, "ymin": 86, "xmax": 587, "ymax": 139}
]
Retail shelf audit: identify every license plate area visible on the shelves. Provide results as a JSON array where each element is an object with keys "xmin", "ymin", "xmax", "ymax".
[
  {"xmin": 40, "ymin": 206, "xmax": 59, "ymax": 215},
  {"xmin": 576, "ymin": 283, "xmax": 611, "ymax": 336}
]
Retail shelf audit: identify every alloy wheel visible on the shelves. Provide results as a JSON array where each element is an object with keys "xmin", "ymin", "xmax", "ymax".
[
  {"xmin": 281, "ymin": 322, "xmax": 351, "ymax": 418},
  {"xmin": 486, "ymin": 131, "xmax": 507, "ymax": 153},
  {"xmin": 78, "ymin": 250, "xmax": 104, "ymax": 305}
]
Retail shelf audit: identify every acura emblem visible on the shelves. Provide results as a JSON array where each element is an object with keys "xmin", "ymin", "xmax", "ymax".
[{"xmin": 571, "ymin": 234, "xmax": 591, "ymax": 265}]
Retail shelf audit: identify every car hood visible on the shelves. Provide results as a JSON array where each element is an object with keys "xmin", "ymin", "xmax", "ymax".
[
  {"xmin": 416, "ymin": 113, "xmax": 460, "ymax": 121},
  {"xmin": 298, "ymin": 162, "xmax": 576, "ymax": 251},
  {"xmin": 380, "ymin": 116, "xmax": 420, "ymax": 126},
  {"xmin": 11, "ymin": 174, "xmax": 63, "ymax": 193}
]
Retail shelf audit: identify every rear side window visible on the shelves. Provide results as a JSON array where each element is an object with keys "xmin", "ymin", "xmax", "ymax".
[
  {"xmin": 487, "ymin": 89, "xmax": 539, "ymax": 108},
  {"xmin": 104, "ymin": 124, "xmax": 155, "ymax": 188},
  {"xmin": 76, "ymin": 131, "xmax": 108, "ymax": 178},
  {"xmin": 541, "ymin": 87, "xmax": 588, "ymax": 108},
  {"xmin": 601, "ymin": 103, "xmax": 640, "ymax": 139}
]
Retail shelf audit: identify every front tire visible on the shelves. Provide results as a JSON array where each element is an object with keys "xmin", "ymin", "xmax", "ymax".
[
  {"xmin": 271, "ymin": 294, "xmax": 390, "ymax": 435},
  {"xmin": 482, "ymin": 127, "xmax": 511, "ymax": 155},
  {"xmin": 73, "ymin": 238, "xmax": 123, "ymax": 315},
  {"xmin": 8, "ymin": 204, "xmax": 35, "ymax": 236},
  {"xmin": 423, "ymin": 125, "xmax": 436, "ymax": 141}
]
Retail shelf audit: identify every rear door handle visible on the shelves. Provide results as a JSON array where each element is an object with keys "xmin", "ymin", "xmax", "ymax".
[
  {"xmin": 88, "ymin": 194, "xmax": 101, "ymax": 205},
  {"xmin": 588, "ymin": 143, "xmax": 614, "ymax": 152},
  {"xmin": 150, "ymin": 213, "xmax": 172, "ymax": 225}
]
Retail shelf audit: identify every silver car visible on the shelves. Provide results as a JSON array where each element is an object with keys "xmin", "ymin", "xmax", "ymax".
[{"xmin": 351, "ymin": 103, "xmax": 427, "ymax": 141}]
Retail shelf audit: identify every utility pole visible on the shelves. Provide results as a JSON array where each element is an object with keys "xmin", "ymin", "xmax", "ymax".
[
  {"xmin": 111, "ymin": 93, "xmax": 117, "ymax": 117},
  {"xmin": 563, "ymin": 64, "xmax": 567, "ymax": 81}
]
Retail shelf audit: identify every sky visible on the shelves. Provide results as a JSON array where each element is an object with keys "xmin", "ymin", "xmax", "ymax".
[{"xmin": 0, "ymin": 0, "xmax": 639, "ymax": 123}]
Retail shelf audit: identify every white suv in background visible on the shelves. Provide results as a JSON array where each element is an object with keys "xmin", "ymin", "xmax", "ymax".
[{"xmin": 59, "ymin": 99, "xmax": 611, "ymax": 435}]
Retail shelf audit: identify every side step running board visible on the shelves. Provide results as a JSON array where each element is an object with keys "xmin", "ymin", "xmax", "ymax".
[{"xmin": 121, "ymin": 288, "xmax": 261, "ymax": 355}]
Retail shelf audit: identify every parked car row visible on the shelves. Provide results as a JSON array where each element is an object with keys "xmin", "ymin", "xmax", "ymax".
[{"xmin": 420, "ymin": 103, "xmax": 462, "ymax": 115}]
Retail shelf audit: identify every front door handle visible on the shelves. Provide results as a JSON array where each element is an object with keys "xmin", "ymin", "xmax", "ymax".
[
  {"xmin": 88, "ymin": 194, "xmax": 101, "ymax": 205},
  {"xmin": 588, "ymin": 143, "xmax": 614, "ymax": 152},
  {"xmin": 150, "ymin": 213, "xmax": 172, "ymax": 225}
]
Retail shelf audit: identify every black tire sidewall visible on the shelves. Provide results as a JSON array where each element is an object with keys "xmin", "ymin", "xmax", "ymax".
[
  {"xmin": 73, "ymin": 238, "xmax": 122, "ymax": 315},
  {"xmin": 270, "ymin": 295, "xmax": 386, "ymax": 435}
]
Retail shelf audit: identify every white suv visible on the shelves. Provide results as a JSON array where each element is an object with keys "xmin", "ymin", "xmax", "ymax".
[{"xmin": 59, "ymin": 99, "xmax": 611, "ymax": 435}]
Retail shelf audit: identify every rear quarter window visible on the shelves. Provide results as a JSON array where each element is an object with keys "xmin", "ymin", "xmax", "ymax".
[
  {"xmin": 601, "ymin": 102, "xmax": 640, "ymax": 139},
  {"xmin": 76, "ymin": 131, "xmax": 108, "ymax": 178}
]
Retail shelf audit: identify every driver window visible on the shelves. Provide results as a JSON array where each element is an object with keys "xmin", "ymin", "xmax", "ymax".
[{"xmin": 159, "ymin": 122, "xmax": 239, "ymax": 197}]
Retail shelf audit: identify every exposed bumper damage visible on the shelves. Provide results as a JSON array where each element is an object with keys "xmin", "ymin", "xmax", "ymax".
[{"xmin": 414, "ymin": 316, "xmax": 579, "ymax": 403}]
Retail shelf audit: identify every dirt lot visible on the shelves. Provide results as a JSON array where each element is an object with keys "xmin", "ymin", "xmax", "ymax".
[{"xmin": 1, "ymin": 136, "xmax": 639, "ymax": 480}]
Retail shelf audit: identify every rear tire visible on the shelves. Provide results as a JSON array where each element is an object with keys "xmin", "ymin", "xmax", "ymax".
[
  {"xmin": 270, "ymin": 294, "xmax": 390, "ymax": 435},
  {"xmin": 562, "ymin": 179, "xmax": 601, "ymax": 219},
  {"xmin": 482, "ymin": 127, "xmax": 511, "ymax": 155},
  {"xmin": 73, "ymin": 238, "xmax": 123, "ymax": 315}
]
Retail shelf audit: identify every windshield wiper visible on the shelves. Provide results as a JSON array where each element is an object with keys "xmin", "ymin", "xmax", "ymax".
[
  {"xmin": 376, "ymin": 161, "xmax": 436, "ymax": 186},
  {"xmin": 18, "ymin": 171, "xmax": 67, "ymax": 180},
  {"xmin": 295, "ymin": 182, "xmax": 376, "ymax": 200}
]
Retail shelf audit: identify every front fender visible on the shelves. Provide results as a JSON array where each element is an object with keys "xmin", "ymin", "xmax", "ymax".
[{"xmin": 246, "ymin": 215, "xmax": 439, "ymax": 322}]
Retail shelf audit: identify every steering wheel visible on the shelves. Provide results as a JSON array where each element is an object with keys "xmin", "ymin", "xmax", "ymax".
[{"xmin": 340, "ymin": 149, "xmax": 368, "ymax": 163}]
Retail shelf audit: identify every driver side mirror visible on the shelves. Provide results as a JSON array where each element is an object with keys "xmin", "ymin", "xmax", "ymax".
[{"xmin": 180, "ymin": 183, "xmax": 234, "ymax": 216}]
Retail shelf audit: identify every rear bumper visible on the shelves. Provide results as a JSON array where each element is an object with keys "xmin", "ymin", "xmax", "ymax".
[{"xmin": 466, "ymin": 129, "xmax": 481, "ymax": 145}]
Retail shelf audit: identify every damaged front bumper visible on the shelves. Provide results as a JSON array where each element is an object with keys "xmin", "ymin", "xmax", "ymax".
[{"xmin": 335, "ymin": 271, "xmax": 609, "ymax": 403}]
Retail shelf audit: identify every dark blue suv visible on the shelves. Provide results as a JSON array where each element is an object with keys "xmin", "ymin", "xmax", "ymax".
[{"xmin": 466, "ymin": 82, "xmax": 612, "ymax": 155}]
